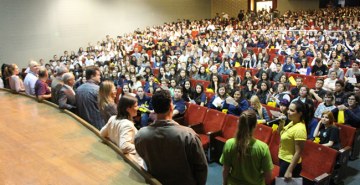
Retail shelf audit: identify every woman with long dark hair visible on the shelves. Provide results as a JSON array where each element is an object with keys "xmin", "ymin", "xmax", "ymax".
[
  {"xmin": 278, "ymin": 100, "xmax": 309, "ymax": 180},
  {"xmin": 220, "ymin": 110, "xmax": 273, "ymax": 185},
  {"xmin": 100, "ymin": 95, "xmax": 144, "ymax": 167}
]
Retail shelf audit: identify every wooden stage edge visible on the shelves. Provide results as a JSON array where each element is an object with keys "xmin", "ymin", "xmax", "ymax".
[{"xmin": 0, "ymin": 88, "xmax": 161, "ymax": 185}]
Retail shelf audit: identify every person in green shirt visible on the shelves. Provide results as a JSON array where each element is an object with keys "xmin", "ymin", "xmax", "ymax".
[{"xmin": 220, "ymin": 110, "xmax": 273, "ymax": 185}]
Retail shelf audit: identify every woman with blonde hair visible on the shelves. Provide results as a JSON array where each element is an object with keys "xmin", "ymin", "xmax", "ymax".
[
  {"xmin": 313, "ymin": 110, "xmax": 341, "ymax": 149},
  {"xmin": 220, "ymin": 110, "xmax": 273, "ymax": 185},
  {"xmin": 249, "ymin": 95, "xmax": 270, "ymax": 123},
  {"xmin": 98, "ymin": 80, "xmax": 117, "ymax": 123},
  {"xmin": 4, "ymin": 64, "xmax": 25, "ymax": 92}
]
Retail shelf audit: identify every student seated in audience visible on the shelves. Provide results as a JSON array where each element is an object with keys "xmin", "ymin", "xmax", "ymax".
[
  {"xmin": 290, "ymin": 77, "xmax": 303, "ymax": 97},
  {"xmin": 58, "ymin": 72, "xmax": 76, "ymax": 111},
  {"xmin": 224, "ymin": 88, "xmax": 249, "ymax": 116},
  {"xmin": 249, "ymin": 95, "xmax": 270, "ymax": 124},
  {"xmin": 345, "ymin": 61, "xmax": 360, "ymax": 81},
  {"xmin": 270, "ymin": 62, "xmax": 285, "ymax": 82},
  {"xmin": 291, "ymin": 86, "xmax": 315, "ymax": 116},
  {"xmin": 24, "ymin": 60, "xmax": 40, "ymax": 95},
  {"xmin": 4, "ymin": 64, "xmax": 25, "ymax": 93},
  {"xmin": 256, "ymin": 72, "xmax": 271, "ymax": 90},
  {"xmin": 309, "ymin": 78, "xmax": 327, "ymax": 103},
  {"xmin": 313, "ymin": 111, "xmax": 341, "ymax": 150},
  {"xmin": 240, "ymin": 70, "xmax": 253, "ymax": 87},
  {"xmin": 98, "ymin": 80, "xmax": 117, "ymax": 123},
  {"xmin": 296, "ymin": 58, "xmax": 311, "ymax": 75},
  {"xmin": 225, "ymin": 76, "xmax": 238, "ymax": 95},
  {"xmin": 256, "ymin": 81, "xmax": 271, "ymax": 104},
  {"xmin": 220, "ymin": 110, "xmax": 273, "ymax": 185},
  {"xmin": 208, "ymin": 84, "xmax": 228, "ymax": 111},
  {"xmin": 254, "ymin": 62, "xmax": 271, "ymax": 81},
  {"xmin": 143, "ymin": 74, "xmax": 158, "ymax": 94},
  {"xmin": 136, "ymin": 86, "xmax": 153, "ymax": 127},
  {"xmin": 192, "ymin": 83, "xmax": 206, "ymax": 106},
  {"xmin": 207, "ymin": 74, "xmax": 220, "ymax": 93},
  {"xmin": 282, "ymin": 56, "xmax": 296, "ymax": 73},
  {"xmin": 323, "ymin": 71, "xmax": 338, "ymax": 91},
  {"xmin": 35, "ymin": 67, "xmax": 51, "ymax": 101},
  {"xmin": 227, "ymin": 68, "xmax": 241, "ymax": 86},
  {"xmin": 328, "ymin": 60, "xmax": 344, "ymax": 80},
  {"xmin": 334, "ymin": 80, "xmax": 346, "ymax": 105},
  {"xmin": 270, "ymin": 83, "xmax": 291, "ymax": 107},
  {"xmin": 100, "ymin": 95, "xmax": 144, "ymax": 167},
  {"xmin": 332, "ymin": 93, "xmax": 360, "ymax": 128},
  {"xmin": 172, "ymin": 86, "xmax": 186, "ymax": 118},
  {"xmin": 311, "ymin": 57, "xmax": 329, "ymax": 76},
  {"xmin": 181, "ymin": 80, "xmax": 193, "ymax": 102},
  {"xmin": 194, "ymin": 66, "xmax": 210, "ymax": 81}
]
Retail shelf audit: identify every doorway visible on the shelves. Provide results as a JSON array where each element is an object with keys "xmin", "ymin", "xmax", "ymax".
[{"xmin": 256, "ymin": 1, "xmax": 273, "ymax": 12}]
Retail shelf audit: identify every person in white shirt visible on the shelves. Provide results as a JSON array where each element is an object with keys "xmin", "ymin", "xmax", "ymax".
[
  {"xmin": 323, "ymin": 71, "xmax": 338, "ymax": 92},
  {"xmin": 24, "ymin": 60, "xmax": 39, "ymax": 95}
]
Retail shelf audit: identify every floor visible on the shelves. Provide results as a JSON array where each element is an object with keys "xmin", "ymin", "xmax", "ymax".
[{"xmin": 0, "ymin": 90, "xmax": 146, "ymax": 185}]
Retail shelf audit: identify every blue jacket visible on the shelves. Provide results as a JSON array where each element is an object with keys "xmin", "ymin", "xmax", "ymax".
[{"xmin": 224, "ymin": 98, "xmax": 249, "ymax": 116}]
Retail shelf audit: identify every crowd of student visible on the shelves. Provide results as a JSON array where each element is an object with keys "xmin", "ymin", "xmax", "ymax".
[{"xmin": 1, "ymin": 6, "xmax": 360, "ymax": 185}]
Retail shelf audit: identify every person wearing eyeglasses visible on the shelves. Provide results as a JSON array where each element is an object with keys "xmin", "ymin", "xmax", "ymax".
[{"xmin": 331, "ymin": 93, "xmax": 360, "ymax": 128}]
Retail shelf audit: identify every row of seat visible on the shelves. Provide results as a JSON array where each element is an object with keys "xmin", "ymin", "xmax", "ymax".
[{"xmin": 180, "ymin": 102, "xmax": 358, "ymax": 185}]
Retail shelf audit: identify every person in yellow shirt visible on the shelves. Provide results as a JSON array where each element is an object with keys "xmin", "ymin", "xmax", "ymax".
[{"xmin": 278, "ymin": 100, "xmax": 309, "ymax": 181}]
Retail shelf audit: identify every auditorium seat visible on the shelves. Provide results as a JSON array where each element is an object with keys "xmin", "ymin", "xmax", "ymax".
[
  {"xmin": 212, "ymin": 114, "xmax": 239, "ymax": 161},
  {"xmin": 334, "ymin": 124, "xmax": 357, "ymax": 181},
  {"xmin": 301, "ymin": 140, "xmax": 338, "ymax": 185},
  {"xmin": 190, "ymin": 109, "xmax": 226, "ymax": 160},
  {"xmin": 183, "ymin": 103, "xmax": 207, "ymax": 126},
  {"xmin": 253, "ymin": 124, "xmax": 273, "ymax": 145}
]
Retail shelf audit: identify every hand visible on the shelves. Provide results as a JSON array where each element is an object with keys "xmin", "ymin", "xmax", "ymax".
[
  {"xmin": 284, "ymin": 171, "xmax": 293, "ymax": 182},
  {"xmin": 338, "ymin": 105, "xmax": 348, "ymax": 110},
  {"xmin": 309, "ymin": 89, "xmax": 315, "ymax": 95}
]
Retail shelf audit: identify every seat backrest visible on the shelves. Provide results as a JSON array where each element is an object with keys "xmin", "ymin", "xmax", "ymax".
[
  {"xmin": 197, "ymin": 80, "xmax": 210, "ymax": 89},
  {"xmin": 301, "ymin": 140, "xmax": 338, "ymax": 180},
  {"xmin": 262, "ymin": 104, "xmax": 281, "ymax": 119},
  {"xmin": 222, "ymin": 114, "xmax": 240, "ymax": 140},
  {"xmin": 115, "ymin": 87, "xmax": 122, "ymax": 104},
  {"xmin": 336, "ymin": 123, "xmax": 356, "ymax": 148},
  {"xmin": 253, "ymin": 124, "xmax": 273, "ymax": 144},
  {"xmin": 202, "ymin": 109, "xmax": 226, "ymax": 133},
  {"xmin": 184, "ymin": 103, "xmax": 207, "ymax": 126},
  {"xmin": 268, "ymin": 131, "xmax": 280, "ymax": 165}
]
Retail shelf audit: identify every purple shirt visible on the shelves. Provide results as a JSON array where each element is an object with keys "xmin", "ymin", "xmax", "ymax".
[{"xmin": 35, "ymin": 79, "xmax": 51, "ymax": 96}]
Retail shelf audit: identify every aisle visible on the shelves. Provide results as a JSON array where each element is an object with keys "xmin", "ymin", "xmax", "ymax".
[{"xmin": 0, "ymin": 90, "xmax": 146, "ymax": 185}]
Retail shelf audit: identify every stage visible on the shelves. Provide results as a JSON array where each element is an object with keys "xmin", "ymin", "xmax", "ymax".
[{"xmin": 0, "ymin": 90, "xmax": 148, "ymax": 185}]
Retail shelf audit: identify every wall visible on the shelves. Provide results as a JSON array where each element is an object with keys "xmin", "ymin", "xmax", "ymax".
[
  {"xmin": 276, "ymin": 0, "xmax": 320, "ymax": 14},
  {"xmin": 0, "ymin": 0, "xmax": 210, "ymax": 68},
  {"xmin": 211, "ymin": 0, "xmax": 248, "ymax": 18}
]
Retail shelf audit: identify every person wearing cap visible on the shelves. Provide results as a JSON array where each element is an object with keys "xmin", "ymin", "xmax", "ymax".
[{"xmin": 24, "ymin": 60, "xmax": 40, "ymax": 95}]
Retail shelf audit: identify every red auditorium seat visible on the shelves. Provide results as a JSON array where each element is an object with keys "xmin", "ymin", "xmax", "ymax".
[
  {"xmin": 253, "ymin": 124, "xmax": 273, "ymax": 145},
  {"xmin": 300, "ymin": 140, "xmax": 338, "ymax": 185},
  {"xmin": 212, "ymin": 114, "xmax": 240, "ymax": 161},
  {"xmin": 334, "ymin": 124, "xmax": 356, "ymax": 181},
  {"xmin": 190, "ymin": 109, "xmax": 226, "ymax": 160},
  {"xmin": 183, "ymin": 103, "xmax": 207, "ymax": 126}
]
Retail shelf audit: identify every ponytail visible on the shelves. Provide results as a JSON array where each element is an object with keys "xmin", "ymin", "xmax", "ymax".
[{"xmin": 236, "ymin": 110, "xmax": 257, "ymax": 160}]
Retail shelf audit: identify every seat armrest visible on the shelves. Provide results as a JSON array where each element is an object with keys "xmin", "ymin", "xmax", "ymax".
[
  {"xmin": 338, "ymin": 146, "xmax": 351, "ymax": 166},
  {"xmin": 207, "ymin": 130, "xmax": 222, "ymax": 137},
  {"xmin": 314, "ymin": 173, "xmax": 331, "ymax": 185}
]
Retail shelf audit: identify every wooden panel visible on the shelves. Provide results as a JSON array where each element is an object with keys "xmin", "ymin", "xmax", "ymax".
[{"xmin": 0, "ymin": 90, "xmax": 146, "ymax": 185}]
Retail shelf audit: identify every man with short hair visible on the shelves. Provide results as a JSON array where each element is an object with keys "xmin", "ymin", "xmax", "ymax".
[
  {"xmin": 59, "ymin": 72, "xmax": 76, "ymax": 111},
  {"xmin": 290, "ymin": 77, "xmax": 303, "ymax": 97},
  {"xmin": 51, "ymin": 65, "xmax": 69, "ymax": 104},
  {"xmin": 309, "ymin": 78, "xmax": 327, "ymax": 103},
  {"xmin": 135, "ymin": 90, "xmax": 208, "ymax": 185},
  {"xmin": 76, "ymin": 66, "xmax": 104, "ymax": 130},
  {"xmin": 24, "ymin": 60, "xmax": 39, "ymax": 95},
  {"xmin": 172, "ymin": 86, "xmax": 186, "ymax": 118},
  {"xmin": 136, "ymin": 86, "xmax": 152, "ymax": 127}
]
